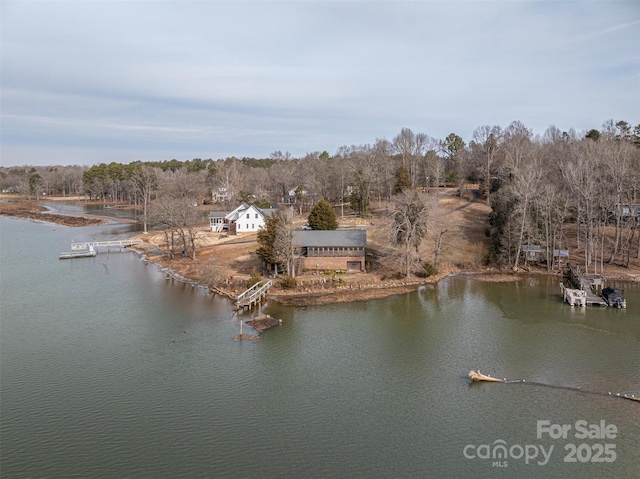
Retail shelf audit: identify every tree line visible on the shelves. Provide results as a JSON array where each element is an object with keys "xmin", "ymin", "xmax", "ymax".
[{"xmin": 2, "ymin": 119, "xmax": 638, "ymax": 273}]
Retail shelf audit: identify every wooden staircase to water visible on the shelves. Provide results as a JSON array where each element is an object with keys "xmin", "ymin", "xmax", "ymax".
[{"xmin": 235, "ymin": 280, "xmax": 273, "ymax": 310}]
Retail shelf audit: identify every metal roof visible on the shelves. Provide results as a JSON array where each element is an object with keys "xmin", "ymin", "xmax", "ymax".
[
  {"xmin": 208, "ymin": 204, "xmax": 276, "ymax": 219},
  {"xmin": 293, "ymin": 230, "xmax": 366, "ymax": 247}
]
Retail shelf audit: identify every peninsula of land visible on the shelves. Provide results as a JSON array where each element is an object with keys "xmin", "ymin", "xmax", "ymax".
[{"xmin": 0, "ymin": 197, "xmax": 104, "ymax": 227}]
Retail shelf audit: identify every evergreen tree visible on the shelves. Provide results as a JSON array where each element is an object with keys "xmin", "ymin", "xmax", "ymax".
[
  {"xmin": 256, "ymin": 214, "xmax": 284, "ymax": 272},
  {"xmin": 350, "ymin": 190, "xmax": 370, "ymax": 217},
  {"xmin": 393, "ymin": 165, "xmax": 411, "ymax": 194},
  {"xmin": 585, "ymin": 129, "xmax": 601, "ymax": 141},
  {"xmin": 308, "ymin": 199, "xmax": 338, "ymax": 230}
]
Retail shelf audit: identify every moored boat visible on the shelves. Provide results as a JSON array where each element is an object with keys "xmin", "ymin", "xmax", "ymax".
[{"xmin": 602, "ymin": 287, "xmax": 626, "ymax": 308}]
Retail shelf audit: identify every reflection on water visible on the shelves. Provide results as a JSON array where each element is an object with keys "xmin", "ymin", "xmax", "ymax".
[{"xmin": 1, "ymin": 217, "xmax": 639, "ymax": 478}]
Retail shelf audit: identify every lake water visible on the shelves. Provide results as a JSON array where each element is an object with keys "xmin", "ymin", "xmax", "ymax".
[{"xmin": 1, "ymin": 213, "xmax": 639, "ymax": 478}]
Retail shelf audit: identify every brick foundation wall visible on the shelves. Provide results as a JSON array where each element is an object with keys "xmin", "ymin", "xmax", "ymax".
[{"xmin": 298, "ymin": 256, "xmax": 364, "ymax": 273}]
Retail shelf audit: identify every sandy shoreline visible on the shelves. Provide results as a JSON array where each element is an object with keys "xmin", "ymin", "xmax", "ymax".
[{"xmin": 0, "ymin": 203, "xmax": 105, "ymax": 227}]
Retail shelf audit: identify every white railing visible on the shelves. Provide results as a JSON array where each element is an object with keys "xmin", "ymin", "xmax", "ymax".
[
  {"xmin": 236, "ymin": 280, "xmax": 273, "ymax": 303},
  {"xmin": 71, "ymin": 240, "xmax": 144, "ymax": 249}
]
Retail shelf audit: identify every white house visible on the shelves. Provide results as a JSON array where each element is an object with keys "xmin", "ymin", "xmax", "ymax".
[
  {"xmin": 212, "ymin": 187, "xmax": 230, "ymax": 203},
  {"xmin": 209, "ymin": 203, "xmax": 277, "ymax": 234},
  {"xmin": 283, "ymin": 186, "xmax": 309, "ymax": 204}
]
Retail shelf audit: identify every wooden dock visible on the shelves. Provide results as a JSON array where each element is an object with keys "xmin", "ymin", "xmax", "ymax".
[
  {"xmin": 564, "ymin": 265, "xmax": 608, "ymax": 307},
  {"xmin": 246, "ymin": 314, "xmax": 282, "ymax": 332},
  {"xmin": 584, "ymin": 290, "xmax": 607, "ymax": 306},
  {"xmin": 235, "ymin": 280, "xmax": 273, "ymax": 310}
]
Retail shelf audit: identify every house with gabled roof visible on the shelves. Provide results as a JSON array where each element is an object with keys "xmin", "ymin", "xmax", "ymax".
[
  {"xmin": 283, "ymin": 186, "xmax": 309, "ymax": 205},
  {"xmin": 293, "ymin": 230, "xmax": 366, "ymax": 273},
  {"xmin": 209, "ymin": 203, "xmax": 277, "ymax": 234}
]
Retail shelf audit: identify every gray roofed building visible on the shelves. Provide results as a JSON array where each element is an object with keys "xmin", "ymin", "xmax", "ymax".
[
  {"xmin": 293, "ymin": 230, "xmax": 367, "ymax": 273},
  {"xmin": 293, "ymin": 230, "xmax": 366, "ymax": 248},
  {"xmin": 209, "ymin": 211, "xmax": 227, "ymax": 218}
]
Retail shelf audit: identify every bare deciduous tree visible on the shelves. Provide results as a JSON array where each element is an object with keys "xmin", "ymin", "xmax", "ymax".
[
  {"xmin": 273, "ymin": 208, "xmax": 297, "ymax": 277},
  {"xmin": 471, "ymin": 125, "xmax": 502, "ymax": 205},
  {"xmin": 132, "ymin": 165, "xmax": 159, "ymax": 234},
  {"xmin": 392, "ymin": 128, "xmax": 429, "ymax": 188},
  {"xmin": 388, "ymin": 191, "xmax": 431, "ymax": 277}
]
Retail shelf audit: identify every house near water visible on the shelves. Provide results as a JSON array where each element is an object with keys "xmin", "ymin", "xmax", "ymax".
[
  {"xmin": 209, "ymin": 203, "xmax": 277, "ymax": 234},
  {"xmin": 293, "ymin": 230, "xmax": 367, "ymax": 273}
]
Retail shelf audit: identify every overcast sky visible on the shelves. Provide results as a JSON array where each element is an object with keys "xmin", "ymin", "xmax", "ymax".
[{"xmin": 1, "ymin": 0, "xmax": 638, "ymax": 167}]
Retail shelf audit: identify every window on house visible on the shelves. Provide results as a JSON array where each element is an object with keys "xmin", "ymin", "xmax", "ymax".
[
  {"xmin": 252, "ymin": 224, "xmax": 254, "ymax": 229},
  {"xmin": 255, "ymin": 214, "xmax": 258, "ymax": 219},
  {"xmin": 246, "ymin": 213, "xmax": 250, "ymax": 219}
]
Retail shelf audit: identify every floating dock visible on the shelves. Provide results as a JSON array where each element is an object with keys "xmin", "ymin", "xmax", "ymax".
[
  {"xmin": 59, "ymin": 244, "xmax": 96, "ymax": 259},
  {"xmin": 245, "ymin": 314, "xmax": 282, "ymax": 332},
  {"xmin": 59, "ymin": 240, "xmax": 144, "ymax": 259}
]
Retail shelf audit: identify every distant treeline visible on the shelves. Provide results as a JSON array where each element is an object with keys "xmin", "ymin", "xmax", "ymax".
[{"xmin": 2, "ymin": 119, "xmax": 639, "ymax": 269}]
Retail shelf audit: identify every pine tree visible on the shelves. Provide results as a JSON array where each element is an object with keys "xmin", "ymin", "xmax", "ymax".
[
  {"xmin": 308, "ymin": 199, "xmax": 338, "ymax": 230},
  {"xmin": 393, "ymin": 165, "xmax": 411, "ymax": 194},
  {"xmin": 256, "ymin": 214, "xmax": 284, "ymax": 272}
]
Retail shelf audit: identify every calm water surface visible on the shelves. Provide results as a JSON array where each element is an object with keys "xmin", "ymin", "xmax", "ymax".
[{"xmin": 1, "ymin": 214, "xmax": 639, "ymax": 478}]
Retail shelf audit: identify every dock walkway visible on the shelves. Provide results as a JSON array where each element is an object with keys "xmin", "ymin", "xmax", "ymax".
[
  {"xmin": 236, "ymin": 280, "xmax": 273, "ymax": 310},
  {"xmin": 59, "ymin": 239, "xmax": 144, "ymax": 259},
  {"xmin": 72, "ymin": 239, "xmax": 144, "ymax": 250},
  {"xmin": 564, "ymin": 265, "xmax": 608, "ymax": 306}
]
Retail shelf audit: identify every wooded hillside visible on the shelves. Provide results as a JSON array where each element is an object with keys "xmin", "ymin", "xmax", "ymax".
[{"xmin": 2, "ymin": 119, "xmax": 638, "ymax": 273}]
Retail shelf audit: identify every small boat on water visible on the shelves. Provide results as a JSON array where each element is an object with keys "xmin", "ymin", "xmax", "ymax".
[
  {"xmin": 468, "ymin": 370, "xmax": 505, "ymax": 383},
  {"xmin": 560, "ymin": 282, "xmax": 586, "ymax": 306},
  {"xmin": 601, "ymin": 287, "xmax": 626, "ymax": 308},
  {"xmin": 59, "ymin": 244, "xmax": 96, "ymax": 259}
]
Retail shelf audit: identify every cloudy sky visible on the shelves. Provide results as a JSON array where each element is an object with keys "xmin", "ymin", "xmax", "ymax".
[{"xmin": 1, "ymin": 0, "xmax": 638, "ymax": 166}]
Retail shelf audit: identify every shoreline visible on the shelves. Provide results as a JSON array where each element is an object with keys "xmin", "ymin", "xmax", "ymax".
[
  {"xmin": 0, "ymin": 195, "xmax": 140, "ymax": 227},
  {"xmin": 0, "ymin": 207, "xmax": 106, "ymax": 227},
  {"xmin": 130, "ymin": 247, "xmax": 585, "ymax": 308},
  {"xmin": 4, "ymin": 195, "xmax": 639, "ymax": 307},
  {"xmin": 126, "ymin": 243, "xmax": 640, "ymax": 307}
]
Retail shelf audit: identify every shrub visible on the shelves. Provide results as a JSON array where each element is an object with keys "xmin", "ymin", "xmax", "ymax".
[
  {"xmin": 280, "ymin": 276, "xmax": 297, "ymax": 289},
  {"xmin": 381, "ymin": 271, "xmax": 405, "ymax": 281},
  {"xmin": 323, "ymin": 269, "xmax": 346, "ymax": 275},
  {"xmin": 247, "ymin": 269, "xmax": 262, "ymax": 288},
  {"xmin": 415, "ymin": 262, "xmax": 438, "ymax": 278}
]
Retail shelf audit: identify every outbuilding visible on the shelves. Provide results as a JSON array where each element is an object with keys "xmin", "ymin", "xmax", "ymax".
[{"xmin": 293, "ymin": 230, "xmax": 366, "ymax": 273}]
